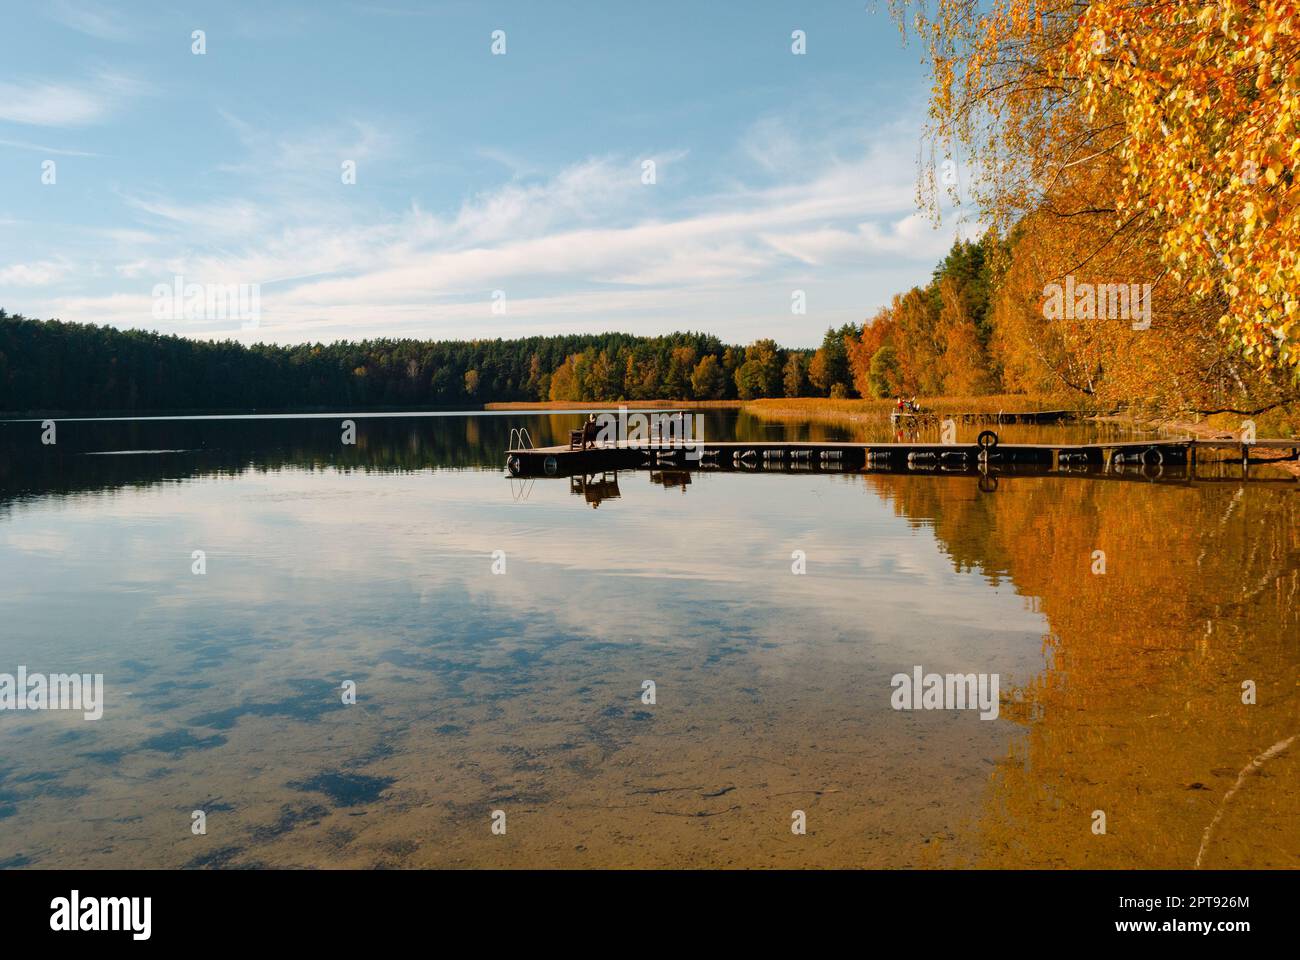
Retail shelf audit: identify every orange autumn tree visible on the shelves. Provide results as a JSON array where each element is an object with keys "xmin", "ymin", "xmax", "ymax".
[
  {"xmin": 845, "ymin": 238, "xmax": 1004, "ymax": 398},
  {"xmin": 938, "ymin": 276, "xmax": 998, "ymax": 394},
  {"xmin": 892, "ymin": 0, "xmax": 1300, "ymax": 409},
  {"xmin": 847, "ymin": 305, "xmax": 896, "ymax": 397}
]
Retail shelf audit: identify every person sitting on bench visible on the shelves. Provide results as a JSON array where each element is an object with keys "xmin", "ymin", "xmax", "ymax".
[{"xmin": 581, "ymin": 413, "xmax": 599, "ymax": 450}]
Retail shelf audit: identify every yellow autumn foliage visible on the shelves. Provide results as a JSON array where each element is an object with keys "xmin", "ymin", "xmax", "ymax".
[{"xmin": 892, "ymin": 0, "xmax": 1300, "ymax": 382}]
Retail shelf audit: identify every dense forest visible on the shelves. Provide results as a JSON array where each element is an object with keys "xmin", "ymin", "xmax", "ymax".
[{"xmin": 0, "ymin": 310, "xmax": 837, "ymax": 413}]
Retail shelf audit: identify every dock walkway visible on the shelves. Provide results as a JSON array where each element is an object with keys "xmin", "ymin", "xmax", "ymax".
[{"xmin": 505, "ymin": 436, "xmax": 1299, "ymax": 479}]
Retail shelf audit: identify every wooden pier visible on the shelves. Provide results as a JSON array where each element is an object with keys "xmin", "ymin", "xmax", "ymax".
[{"xmin": 505, "ymin": 434, "xmax": 1299, "ymax": 479}]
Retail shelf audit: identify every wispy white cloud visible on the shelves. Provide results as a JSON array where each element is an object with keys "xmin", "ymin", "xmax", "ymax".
[
  {"xmin": 20, "ymin": 110, "xmax": 973, "ymax": 345},
  {"xmin": 214, "ymin": 112, "xmax": 398, "ymax": 183},
  {"xmin": 740, "ymin": 115, "xmax": 804, "ymax": 174},
  {"xmin": 47, "ymin": 0, "xmax": 131, "ymax": 41},
  {"xmin": 119, "ymin": 193, "xmax": 270, "ymax": 239},
  {"xmin": 0, "ymin": 260, "xmax": 77, "ymax": 286},
  {"xmin": 0, "ymin": 138, "xmax": 102, "ymax": 157},
  {"xmin": 762, "ymin": 213, "xmax": 982, "ymax": 265},
  {"xmin": 0, "ymin": 80, "xmax": 106, "ymax": 126},
  {"xmin": 0, "ymin": 72, "xmax": 147, "ymax": 127}
]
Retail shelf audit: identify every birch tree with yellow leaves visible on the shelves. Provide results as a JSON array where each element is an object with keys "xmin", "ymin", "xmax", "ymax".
[{"xmin": 891, "ymin": 0, "xmax": 1299, "ymax": 412}]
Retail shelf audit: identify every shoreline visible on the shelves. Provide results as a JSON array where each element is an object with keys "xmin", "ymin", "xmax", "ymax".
[
  {"xmin": 483, "ymin": 399, "xmax": 745, "ymax": 410},
  {"xmin": 485, "ymin": 395, "xmax": 1076, "ymax": 415}
]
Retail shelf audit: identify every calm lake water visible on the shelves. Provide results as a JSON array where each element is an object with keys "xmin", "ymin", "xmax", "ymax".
[{"xmin": 0, "ymin": 410, "xmax": 1296, "ymax": 868}]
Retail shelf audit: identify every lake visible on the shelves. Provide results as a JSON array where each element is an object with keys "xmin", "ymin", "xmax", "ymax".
[{"xmin": 0, "ymin": 410, "xmax": 1296, "ymax": 868}]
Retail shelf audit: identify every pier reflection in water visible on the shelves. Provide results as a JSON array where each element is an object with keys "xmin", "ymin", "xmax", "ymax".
[
  {"xmin": 0, "ymin": 411, "xmax": 1294, "ymax": 868},
  {"xmin": 571, "ymin": 472, "xmax": 622, "ymax": 507}
]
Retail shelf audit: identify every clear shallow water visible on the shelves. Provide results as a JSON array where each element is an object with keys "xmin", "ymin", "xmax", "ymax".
[{"xmin": 0, "ymin": 411, "xmax": 1296, "ymax": 868}]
